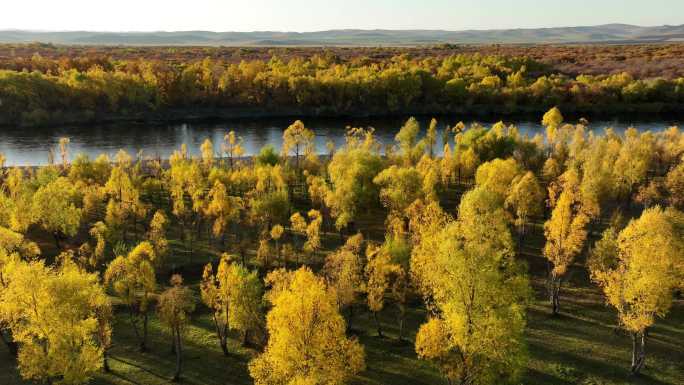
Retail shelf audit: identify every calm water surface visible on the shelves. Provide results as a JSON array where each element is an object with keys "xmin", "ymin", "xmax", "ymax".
[{"xmin": 0, "ymin": 116, "xmax": 680, "ymax": 166}]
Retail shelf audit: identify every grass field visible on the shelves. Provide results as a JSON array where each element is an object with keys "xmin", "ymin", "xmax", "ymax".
[
  {"xmin": 1, "ymin": 211, "xmax": 682, "ymax": 385},
  {"xmin": 2, "ymin": 285, "xmax": 681, "ymax": 385}
]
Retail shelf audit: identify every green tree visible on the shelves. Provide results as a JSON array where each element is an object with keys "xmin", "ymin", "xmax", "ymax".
[
  {"xmin": 426, "ymin": 118, "xmax": 438, "ymax": 158},
  {"xmin": 59, "ymin": 137, "xmax": 70, "ymax": 169},
  {"xmin": 373, "ymin": 165, "xmax": 424, "ymax": 214},
  {"xmin": 157, "ymin": 274, "xmax": 196, "ymax": 382},
  {"xmin": 612, "ymin": 128, "xmax": 654, "ymax": 203},
  {"xmin": 104, "ymin": 241, "xmax": 157, "ymax": 351},
  {"xmin": 474, "ymin": 158, "xmax": 524, "ymax": 198},
  {"xmin": 589, "ymin": 207, "xmax": 684, "ymax": 374},
  {"xmin": 166, "ymin": 148, "xmax": 206, "ymax": 258},
  {"xmin": 85, "ymin": 221, "xmax": 108, "ymax": 270},
  {"xmin": 249, "ymin": 164, "xmax": 290, "ymax": 232},
  {"xmin": 281, "ymin": 120, "xmax": 315, "ymax": 173},
  {"xmin": 542, "ymin": 106, "xmax": 564, "ymax": 145},
  {"xmin": 147, "ymin": 210, "xmax": 169, "ymax": 262},
  {"xmin": 505, "ymin": 171, "xmax": 545, "ymax": 236},
  {"xmin": 412, "ymin": 187, "xmax": 530, "ymax": 385},
  {"xmin": 31, "ymin": 177, "xmax": 82, "ymax": 248},
  {"xmin": 364, "ymin": 243, "xmax": 393, "ymax": 337},
  {"xmin": 200, "ymin": 138, "xmax": 215, "ymax": 170},
  {"xmin": 543, "ymin": 170, "xmax": 590, "ymax": 315},
  {"xmin": 223, "ymin": 131, "xmax": 245, "ymax": 170},
  {"xmin": 326, "ymin": 128, "xmax": 384, "ymax": 230},
  {"xmin": 201, "ymin": 255, "xmax": 264, "ymax": 354},
  {"xmin": 205, "ymin": 180, "xmax": 243, "ymax": 243},
  {"xmin": 323, "ymin": 233, "xmax": 365, "ymax": 329},
  {"xmin": 104, "ymin": 155, "xmax": 146, "ymax": 243},
  {"xmin": 395, "ymin": 117, "xmax": 426, "ymax": 166}
]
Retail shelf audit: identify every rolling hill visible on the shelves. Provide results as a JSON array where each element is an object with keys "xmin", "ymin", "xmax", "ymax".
[{"xmin": 1, "ymin": 24, "xmax": 684, "ymax": 46}]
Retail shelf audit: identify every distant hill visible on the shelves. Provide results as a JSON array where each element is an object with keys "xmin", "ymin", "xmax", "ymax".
[{"xmin": 2, "ymin": 24, "xmax": 684, "ymax": 46}]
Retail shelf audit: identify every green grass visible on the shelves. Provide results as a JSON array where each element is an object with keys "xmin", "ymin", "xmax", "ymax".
[{"xmin": 2, "ymin": 284, "xmax": 682, "ymax": 385}]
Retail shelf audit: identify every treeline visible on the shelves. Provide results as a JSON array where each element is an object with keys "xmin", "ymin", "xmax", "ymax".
[
  {"xmin": 2, "ymin": 51, "xmax": 684, "ymax": 126},
  {"xmin": 0, "ymin": 109, "xmax": 683, "ymax": 384},
  {"xmin": 5, "ymin": 43, "xmax": 684, "ymax": 79}
]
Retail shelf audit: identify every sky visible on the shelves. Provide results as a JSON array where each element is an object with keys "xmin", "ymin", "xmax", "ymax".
[{"xmin": 2, "ymin": 0, "xmax": 683, "ymax": 32}]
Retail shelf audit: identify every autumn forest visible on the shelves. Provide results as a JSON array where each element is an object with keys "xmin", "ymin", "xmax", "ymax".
[
  {"xmin": 0, "ymin": 41, "xmax": 683, "ymax": 385},
  {"xmin": 2, "ymin": 44, "xmax": 684, "ymax": 127}
]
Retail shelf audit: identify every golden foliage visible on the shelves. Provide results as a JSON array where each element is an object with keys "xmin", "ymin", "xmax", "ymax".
[
  {"xmin": 590, "ymin": 207, "xmax": 684, "ymax": 333},
  {"xmin": 0, "ymin": 257, "xmax": 110, "ymax": 385},
  {"xmin": 411, "ymin": 187, "xmax": 530, "ymax": 385},
  {"xmin": 250, "ymin": 267, "xmax": 364, "ymax": 385}
]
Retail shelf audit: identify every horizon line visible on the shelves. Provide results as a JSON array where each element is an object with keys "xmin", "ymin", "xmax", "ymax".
[{"xmin": 3, "ymin": 22, "xmax": 684, "ymax": 35}]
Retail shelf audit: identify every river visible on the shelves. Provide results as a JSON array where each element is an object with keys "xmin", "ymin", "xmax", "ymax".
[{"xmin": 0, "ymin": 116, "xmax": 680, "ymax": 166}]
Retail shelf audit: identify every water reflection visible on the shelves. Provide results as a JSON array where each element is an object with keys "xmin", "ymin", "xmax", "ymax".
[{"xmin": 0, "ymin": 116, "xmax": 679, "ymax": 166}]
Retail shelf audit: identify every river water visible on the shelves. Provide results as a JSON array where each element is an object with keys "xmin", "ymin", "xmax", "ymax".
[{"xmin": 0, "ymin": 116, "xmax": 680, "ymax": 166}]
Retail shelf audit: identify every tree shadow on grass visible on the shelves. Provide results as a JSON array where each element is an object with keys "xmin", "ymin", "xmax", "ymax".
[
  {"xmin": 525, "ymin": 367, "xmax": 576, "ymax": 385},
  {"xmin": 355, "ymin": 366, "xmax": 442, "ymax": 385},
  {"xmin": 526, "ymin": 319, "xmax": 676, "ymax": 385},
  {"xmin": 107, "ymin": 311, "xmax": 254, "ymax": 385},
  {"xmin": 528, "ymin": 306, "xmax": 626, "ymax": 346},
  {"xmin": 527, "ymin": 302, "xmax": 684, "ymax": 382},
  {"xmin": 356, "ymin": 329, "xmax": 442, "ymax": 385},
  {"xmin": 109, "ymin": 356, "xmax": 169, "ymax": 382},
  {"xmin": 106, "ymin": 368, "xmax": 144, "ymax": 385}
]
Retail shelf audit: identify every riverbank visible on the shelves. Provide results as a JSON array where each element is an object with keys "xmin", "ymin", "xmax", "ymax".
[
  {"xmin": 4, "ymin": 102, "xmax": 684, "ymax": 129},
  {"xmin": 4, "ymin": 48, "xmax": 684, "ymax": 129}
]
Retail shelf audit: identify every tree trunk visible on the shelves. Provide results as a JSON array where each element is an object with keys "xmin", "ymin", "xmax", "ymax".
[
  {"xmin": 631, "ymin": 331, "xmax": 646, "ymax": 375},
  {"xmin": 189, "ymin": 230, "xmax": 194, "ymax": 263},
  {"xmin": 140, "ymin": 311, "xmax": 148, "ymax": 352},
  {"xmin": 631, "ymin": 332, "xmax": 638, "ymax": 371},
  {"xmin": 347, "ymin": 305, "xmax": 354, "ymax": 332},
  {"xmin": 242, "ymin": 330, "xmax": 249, "ymax": 347},
  {"xmin": 295, "ymin": 146, "xmax": 300, "ymax": 174},
  {"xmin": 219, "ymin": 335, "xmax": 229, "ymax": 356},
  {"xmin": 551, "ymin": 288, "xmax": 559, "ymax": 315},
  {"xmin": 459, "ymin": 370, "xmax": 468, "ymax": 385},
  {"xmin": 640, "ymin": 332, "xmax": 647, "ymax": 371},
  {"xmin": 53, "ymin": 232, "xmax": 62, "ymax": 250},
  {"xmin": 196, "ymin": 217, "xmax": 203, "ymax": 240},
  {"xmin": 128, "ymin": 306, "xmax": 143, "ymax": 351},
  {"xmin": 373, "ymin": 311, "xmax": 383, "ymax": 338},
  {"xmin": 213, "ymin": 317, "xmax": 230, "ymax": 356},
  {"xmin": 173, "ymin": 328, "xmax": 182, "ymax": 382},
  {"xmin": 548, "ymin": 274, "xmax": 562, "ymax": 316},
  {"xmin": 103, "ymin": 350, "xmax": 110, "ymax": 373},
  {"xmin": 397, "ymin": 304, "xmax": 406, "ymax": 342}
]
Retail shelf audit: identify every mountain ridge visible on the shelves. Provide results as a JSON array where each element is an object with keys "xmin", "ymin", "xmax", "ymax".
[{"xmin": 2, "ymin": 24, "xmax": 684, "ymax": 46}]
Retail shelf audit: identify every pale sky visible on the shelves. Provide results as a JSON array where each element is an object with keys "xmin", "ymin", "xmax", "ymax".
[{"xmin": 2, "ymin": 0, "xmax": 682, "ymax": 32}]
